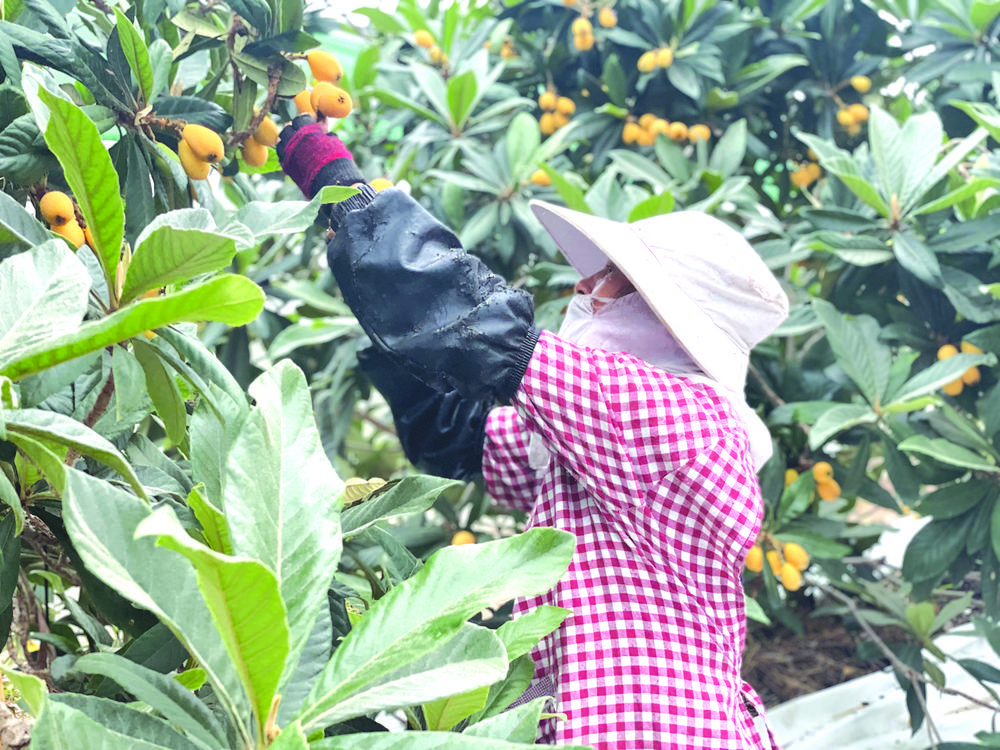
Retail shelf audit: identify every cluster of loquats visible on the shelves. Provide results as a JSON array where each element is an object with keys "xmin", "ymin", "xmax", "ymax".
[
  {"xmin": 243, "ymin": 109, "xmax": 279, "ymax": 167},
  {"xmin": 835, "ymin": 75, "xmax": 872, "ymax": 136},
  {"xmin": 414, "ymin": 29, "xmax": 447, "ymax": 66},
  {"xmin": 622, "ymin": 113, "xmax": 710, "ymax": 146},
  {"xmin": 38, "ymin": 190, "xmax": 89, "ymax": 248},
  {"xmin": 746, "ymin": 539, "xmax": 810, "ymax": 592},
  {"xmin": 938, "ymin": 341, "xmax": 985, "ymax": 396},
  {"xmin": 294, "ymin": 50, "xmax": 353, "ymax": 121},
  {"xmin": 570, "ymin": 15, "xmax": 596, "ymax": 51},
  {"xmin": 790, "ymin": 160, "xmax": 823, "ymax": 189},
  {"xmin": 637, "ymin": 45, "xmax": 674, "ymax": 74},
  {"xmin": 812, "ymin": 461, "xmax": 841, "ymax": 501},
  {"xmin": 538, "ymin": 87, "xmax": 576, "ymax": 136}
]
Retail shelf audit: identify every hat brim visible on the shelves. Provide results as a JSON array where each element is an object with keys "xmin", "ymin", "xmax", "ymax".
[{"xmin": 529, "ymin": 199, "xmax": 749, "ymax": 390}]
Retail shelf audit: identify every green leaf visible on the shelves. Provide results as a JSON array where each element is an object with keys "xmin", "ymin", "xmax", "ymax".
[
  {"xmin": 506, "ymin": 112, "xmax": 540, "ymax": 183},
  {"xmin": 72, "ymin": 654, "xmax": 229, "ymax": 749},
  {"xmin": 887, "ymin": 352, "xmax": 994, "ymax": 405},
  {"xmin": 132, "ymin": 339, "xmax": 186, "ymax": 446},
  {"xmin": 931, "ymin": 591, "xmax": 973, "ymax": 634},
  {"xmin": 113, "ymin": 8, "xmax": 153, "ymax": 105},
  {"xmin": 812, "ymin": 299, "xmax": 892, "ymax": 405},
  {"xmin": 898, "ymin": 435, "xmax": 999, "ymax": 473},
  {"xmin": 1, "ymin": 667, "xmax": 46, "ymax": 717},
  {"xmin": 423, "ymin": 685, "xmax": 490, "ymax": 731},
  {"xmin": 602, "ymin": 54, "xmax": 627, "ymax": 107},
  {"xmin": 992, "ymin": 499, "xmax": 1000, "ymax": 564},
  {"xmin": 463, "ymin": 696, "xmax": 553, "ymax": 743},
  {"xmin": 1, "ymin": 274, "xmax": 264, "ymax": 380},
  {"xmin": 914, "ymin": 176, "xmax": 1000, "ymax": 216},
  {"xmin": 136, "ymin": 505, "xmax": 289, "ymax": 741},
  {"xmin": 123, "ymin": 217, "xmax": 238, "ymax": 303},
  {"xmin": 8, "ymin": 431, "xmax": 65, "ymax": 490},
  {"xmin": 222, "ymin": 361, "xmax": 342, "ymax": 691},
  {"xmin": 62, "ymin": 470, "xmax": 253, "ymax": 741},
  {"xmin": 808, "ymin": 403, "xmax": 878, "ymax": 450},
  {"xmin": 916, "ymin": 479, "xmax": 992, "ymax": 520},
  {"xmin": 952, "ymin": 100, "xmax": 1000, "ymax": 143},
  {"xmin": 51, "ymin": 694, "xmax": 203, "ymax": 750},
  {"xmin": 538, "ymin": 164, "xmax": 589, "ymax": 214},
  {"xmin": 31, "ymin": 700, "xmax": 177, "ymax": 750},
  {"xmin": 905, "ymin": 601, "xmax": 936, "ymax": 639},
  {"xmin": 187, "ymin": 485, "xmax": 233, "ymax": 555},
  {"xmin": 903, "ymin": 513, "xmax": 973, "ymax": 583},
  {"xmin": 797, "ymin": 231, "xmax": 893, "ymax": 266},
  {"xmin": 269, "ymin": 721, "xmax": 310, "ymax": 750},
  {"xmin": 35, "ymin": 88, "xmax": 124, "ymax": 292},
  {"xmin": 627, "ymin": 192, "xmax": 675, "ymax": 222},
  {"xmin": 342, "ymin": 476, "xmax": 460, "ymax": 539},
  {"xmin": 707, "ymin": 118, "xmax": 746, "ymax": 177},
  {"xmin": 311, "ymin": 732, "xmax": 592, "ymax": 749},
  {"xmin": 892, "ymin": 231, "xmax": 943, "ymax": 288},
  {"xmin": 972, "ymin": 0, "xmax": 1000, "ymax": 29},
  {"xmin": 744, "ymin": 594, "xmax": 770, "ymax": 625},
  {"xmin": 447, "ymin": 69, "xmax": 478, "ymax": 130},
  {"xmin": 0, "ymin": 190, "xmax": 50, "ymax": 248},
  {"xmin": 0, "ymin": 471, "xmax": 23, "ymax": 536},
  {"xmin": 731, "ymin": 54, "xmax": 808, "ymax": 97},
  {"xmin": 795, "ymin": 132, "xmax": 890, "ymax": 216},
  {"xmin": 868, "ymin": 106, "xmax": 906, "ymax": 204},
  {"xmin": 494, "ymin": 605, "xmax": 570, "ymax": 661},
  {"xmin": 4, "ymin": 408, "xmax": 145, "ymax": 498},
  {"xmin": 0, "ymin": 241, "xmax": 90, "ymax": 375},
  {"xmin": 173, "ymin": 668, "xmax": 206, "ymax": 692},
  {"xmin": 296, "ymin": 529, "xmax": 574, "ymax": 731}
]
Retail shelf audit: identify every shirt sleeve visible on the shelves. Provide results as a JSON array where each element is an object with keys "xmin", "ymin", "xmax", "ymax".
[
  {"xmin": 482, "ymin": 406, "xmax": 540, "ymax": 515},
  {"xmin": 507, "ymin": 330, "xmax": 739, "ymax": 517}
]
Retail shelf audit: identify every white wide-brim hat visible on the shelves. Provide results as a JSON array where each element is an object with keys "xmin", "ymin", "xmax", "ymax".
[{"xmin": 529, "ymin": 200, "xmax": 789, "ymax": 392}]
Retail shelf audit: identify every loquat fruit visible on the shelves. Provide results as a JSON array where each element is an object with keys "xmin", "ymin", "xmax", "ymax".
[
  {"xmin": 638, "ymin": 113, "xmax": 657, "ymax": 129},
  {"xmin": 783, "ymin": 542, "xmax": 810, "ymax": 572},
  {"xmin": 563, "ymin": 0, "xmax": 577, "ymax": 5},
  {"xmin": 962, "ymin": 366, "xmax": 981, "ymax": 386},
  {"xmin": 850, "ymin": 75, "xmax": 872, "ymax": 93},
  {"xmin": 574, "ymin": 31, "xmax": 595, "ymax": 51},
  {"xmin": 242, "ymin": 137, "xmax": 268, "ymax": 167},
  {"xmin": 766, "ymin": 549, "xmax": 783, "ymax": 576},
  {"xmin": 961, "ymin": 341, "xmax": 983, "ymax": 355},
  {"xmin": 539, "ymin": 89, "xmax": 558, "ymax": 111},
  {"xmin": 307, "ymin": 50, "xmax": 344, "ymax": 83},
  {"xmin": 848, "ymin": 103, "xmax": 870, "ymax": 123},
  {"xmin": 369, "ymin": 177, "xmax": 393, "ymax": 191},
  {"xmin": 943, "ymin": 378, "xmax": 964, "ymax": 396},
  {"xmin": 667, "ymin": 121, "xmax": 688, "ymax": 141},
  {"xmin": 656, "ymin": 47, "xmax": 674, "ymax": 68},
  {"xmin": 429, "ymin": 45, "xmax": 445, "ymax": 64},
  {"xmin": 812, "ymin": 461, "xmax": 833, "ymax": 483},
  {"xmin": 571, "ymin": 17, "xmax": 592, "ymax": 35},
  {"xmin": 622, "ymin": 121, "xmax": 642, "ymax": 144},
  {"xmin": 53, "ymin": 219, "xmax": 86, "ymax": 248},
  {"xmin": 784, "ymin": 468, "xmax": 799, "ymax": 487},
  {"xmin": 540, "ymin": 112, "xmax": 558, "ymax": 135},
  {"xmin": 82, "ymin": 225, "xmax": 94, "ymax": 248},
  {"xmin": 294, "ymin": 89, "xmax": 316, "ymax": 116},
  {"xmin": 252, "ymin": 114, "xmax": 279, "ymax": 147},
  {"xmin": 846, "ymin": 122, "xmax": 862, "ymax": 137},
  {"xmin": 636, "ymin": 128, "xmax": 656, "ymax": 146},
  {"xmin": 552, "ymin": 111, "xmax": 571, "ymax": 129},
  {"xmin": 816, "ymin": 478, "xmax": 841, "ymax": 501},
  {"xmin": 805, "ymin": 162, "xmax": 822, "ymax": 181},
  {"xmin": 556, "ymin": 96, "xmax": 576, "ymax": 116},
  {"xmin": 790, "ymin": 165, "xmax": 815, "ymax": 189},
  {"xmin": 451, "ymin": 530, "xmax": 476, "ymax": 545},
  {"xmin": 745, "ymin": 545, "xmax": 764, "ymax": 573},
  {"xmin": 39, "ymin": 190, "xmax": 75, "ymax": 226},
  {"xmin": 779, "ymin": 562, "xmax": 803, "ymax": 592},
  {"xmin": 178, "ymin": 139, "xmax": 211, "ymax": 180},
  {"xmin": 598, "ymin": 7, "xmax": 617, "ymax": 27},
  {"xmin": 688, "ymin": 123, "xmax": 712, "ymax": 142},
  {"xmin": 414, "ymin": 29, "xmax": 434, "ymax": 48},
  {"xmin": 649, "ymin": 118, "xmax": 670, "ymax": 137},
  {"xmin": 937, "ymin": 343, "xmax": 958, "ymax": 360},
  {"xmin": 501, "ymin": 40, "xmax": 517, "ymax": 58},
  {"xmin": 311, "ymin": 82, "xmax": 353, "ymax": 119},
  {"xmin": 181, "ymin": 123, "xmax": 224, "ymax": 164},
  {"xmin": 637, "ymin": 50, "xmax": 657, "ymax": 73},
  {"xmin": 530, "ymin": 169, "xmax": 552, "ymax": 186},
  {"xmin": 836, "ymin": 108, "xmax": 856, "ymax": 127}
]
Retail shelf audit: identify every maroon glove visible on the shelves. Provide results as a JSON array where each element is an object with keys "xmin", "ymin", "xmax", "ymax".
[{"xmin": 276, "ymin": 114, "xmax": 365, "ymax": 198}]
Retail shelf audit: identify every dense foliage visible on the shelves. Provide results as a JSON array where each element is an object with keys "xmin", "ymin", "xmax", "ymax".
[{"xmin": 2, "ymin": 0, "xmax": 1000, "ymax": 747}]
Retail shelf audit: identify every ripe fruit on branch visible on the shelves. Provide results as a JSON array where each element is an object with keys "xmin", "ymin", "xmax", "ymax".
[
  {"xmin": 307, "ymin": 50, "xmax": 344, "ymax": 83},
  {"xmin": 252, "ymin": 115, "xmax": 279, "ymax": 147},
  {"xmin": 656, "ymin": 47, "xmax": 674, "ymax": 68},
  {"xmin": 39, "ymin": 191, "xmax": 75, "ymax": 226},
  {"xmin": 530, "ymin": 169, "xmax": 552, "ymax": 186},
  {"xmin": 556, "ymin": 96, "xmax": 576, "ymax": 115},
  {"xmin": 178, "ymin": 139, "xmax": 211, "ymax": 180},
  {"xmin": 294, "ymin": 89, "xmax": 316, "ymax": 116},
  {"xmin": 784, "ymin": 468, "xmax": 799, "ymax": 487},
  {"xmin": 779, "ymin": 562, "xmax": 802, "ymax": 592},
  {"xmin": 816, "ymin": 479, "xmax": 841, "ymax": 501},
  {"xmin": 369, "ymin": 177, "xmax": 393, "ymax": 191},
  {"xmin": 451, "ymin": 530, "xmax": 476, "ymax": 545},
  {"xmin": 836, "ymin": 108, "xmax": 855, "ymax": 127},
  {"xmin": 783, "ymin": 542, "xmax": 810, "ymax": 572},
  {"xmin": 850, "ymin": 75, "xmax": 872, "ymax": 93},
  {"xmin": 571, "ymin": 16, "xmax": 592, "ymax": 35},
  {"xmin": 637, "ymin": 50, "xmax": 657, "ymax": 73},
  {"xmin": 414, "ymin": 29, "xmax": 434, "ymax": 48},
  {"xmin": 539, "ymin": 89, "xmax": 558, "ymax": 111},
  {"xmin": 745, "ymin": 545, "xmax": 764, "ymax": 573},
  {"xmin": 766, "ymin": 549, "xmax": 782, "ymax": 575},
  {"xmin": 181, "ymin": 123, "xmax": 224, "ymax": 164},
  {"xmin": 311, "ymin": 82, "xmax": 353, "ymax": 119},
  {"xmin": 598, "ymin": 7, "xmax": 617, "ymax": 27},
  {"xmin": 573, "ymin": 31, "xmax": 595, "ymax": 51},
  {"xmin": 53, "ymin": 219, "xmax": 85, "ymax": 248},
  {"xmin": 667, "ymin": 121, "xmax": 688, "ymax": 141},
  {"xmin": 688, "ymin": 123, "xmax": 711, "ymax": 142},
  {"xmin": 649, "ymin": 118, "xmax": 669, "ymax": 138},
  {"xmin": 848, "ymin": 103, "xmax": 869, "ymax": 123},
  {"xmin": 812, "ymin": 461, "xmax": 833, "ymax": 483},
  {"xmin": 622, "ymin": 120, "xmax": 641, "ymax": 144},
  {"xmin": 242, "ymin": 138, "xmax": 268, "ymax": 167}
]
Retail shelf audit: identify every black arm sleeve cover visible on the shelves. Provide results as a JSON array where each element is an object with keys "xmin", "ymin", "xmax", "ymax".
[
  {"xmin": 327, "ymin": 189, "xmax": 539, "ymax": 405},
  {"xmin": 358, "ymin": 345, "xmax": 490, "ymax": 481}
]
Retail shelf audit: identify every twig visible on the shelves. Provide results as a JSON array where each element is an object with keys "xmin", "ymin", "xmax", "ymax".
[
  {"xmin": 228, "ymin": 65, "xmax": 283, "ymax": 147},
  {"xmin": 818, "ymin": 581, "xmax": 1000, "ymax": 720},
  {"xmin": 747, "ymin": 361, "xmax": 785, "ymax": 408}
]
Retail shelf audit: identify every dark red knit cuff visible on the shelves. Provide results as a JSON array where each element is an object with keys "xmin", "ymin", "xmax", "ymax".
[{"xmin": 280, "ymin": 122, "xmax": 355, "ymax": 197}]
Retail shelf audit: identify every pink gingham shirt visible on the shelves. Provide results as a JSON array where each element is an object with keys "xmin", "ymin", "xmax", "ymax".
[{"xmin": 483, "ymin": 331, "xmax": 775, "ymax": 749}]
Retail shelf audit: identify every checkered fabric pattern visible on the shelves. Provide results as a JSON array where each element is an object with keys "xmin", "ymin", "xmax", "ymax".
[{"xmin": 483, "ymin": 331, "xmax": 776, "ymax": 749}]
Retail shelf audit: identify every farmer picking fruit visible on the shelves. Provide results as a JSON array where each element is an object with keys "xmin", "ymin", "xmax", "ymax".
[{"xmin": 278, "ymin": 115, "xmax": 787, "ymax": 749}]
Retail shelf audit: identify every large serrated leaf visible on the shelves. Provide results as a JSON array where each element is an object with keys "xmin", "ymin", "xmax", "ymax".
[
  {"xmin": 342, "ymin": 476, "xmax": 461, "ymax": 539},
  {"xmin": 113, "ymin": 8, "xmax": 153, "ymax": 105},
  {"xmin": 123, "ymin": 225, "xmax": 237, "ymax": 302},
  {"xmin": 0, "ymin": 190, "xmax": 49, "ymax": 248},
  {"xmin": 31, "ymin": 700, "xmax": 177, "ymax": 750},
  {"xmin": 807, "ymin": 403, "xmax": 878, "ymax": 450},
  {"xmin": 812, "ymin": 299, "xmax": 892, "ymax": 406}
]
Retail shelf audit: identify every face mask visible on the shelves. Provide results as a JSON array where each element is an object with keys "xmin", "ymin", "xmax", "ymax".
[{"xmin": 558, "ymin": 292, "xmax": 701, "ymax": 375}]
